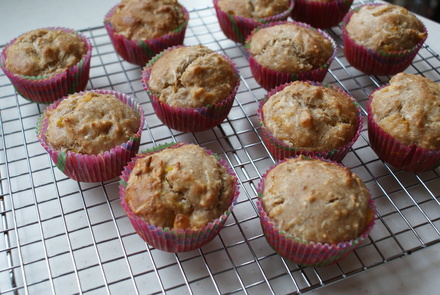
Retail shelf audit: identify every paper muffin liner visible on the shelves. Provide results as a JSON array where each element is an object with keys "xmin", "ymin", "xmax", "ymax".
[
  {"xmin": 0, "ymin": 27, "xmax": 92, "ymax": 104},
  {"xmin": 291, "ymin": 0, "xmax": 353, "ymax": 29},
  {"xmin": 36, "ymin": 89, "xmax": 145, "ymax": 182},
  {"xmin": 367, "ymin": 99, "xmax": 440, "ymax": 172},
  {"xmin": 119, "ymin": 142, "xmax": 240, "ymax": 252},
  {"xmin": 245, "ymin": 21, "xmax": 337, "ymax": 91},
  {"xmin": 258, "ymin": 81, "xmax": 363, "ymax": 162},
  {"xmin": 213, "ymin": 0, "xmax": 294, "ymax": 44},
  {"xmin": 342, "ymin": 4, "xmax": 427, "ymax": 76},
  {"xmin": 256, "ymin": 157, "xmax": 376, "ymax": 267},
  {"xmin": 141, "ymin": 46, "xmax": 240, "ymax": 133},
  {"xmin": 104, "ymin": 4, "xmax": 189, "ymax": 66}
]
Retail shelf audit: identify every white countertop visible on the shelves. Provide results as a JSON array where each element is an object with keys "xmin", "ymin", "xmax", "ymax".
[{"xmin": 0, "ymin": 1, "xmax": 439, "ymax": 294}]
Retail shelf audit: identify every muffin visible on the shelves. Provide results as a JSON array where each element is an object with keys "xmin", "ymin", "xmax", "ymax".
[
  {"xmin": 213, "ymin": 0, "xmax": 294, "ymax": 44},
  {"xmin": 259, "ymin": 81, "xmax": 362, "ymax": 161},
  {"xmin": 0, "ymin": 27, "xmax": 92, "ymax": 103},
  {"xmin": 245, "ymin": 21, "xmax": 336, "ymax": 91},
  {"xmin": 141, "ymin": 45, "xmax": 240, "ymax": 132},
  {"xmin": 104, "ymin": 0, "xmax": 189, "ymax": 66},
  {"xmin": 342, "ymin": 4, "xmax": 427, "ymax": 76},
  {"xmin": 37, "ymin": 89, "xmax": 145, "ymax": 182},
  {"xmin": 119, "ymin": 142, "xmax": 239, "ymax": 252},
  {"xmin": 291, "ymin": 0, "xmax": 353, "ymax": 29},
  {"xmin": 257, "ymin": 156, "xmax": 375, "ymax": 266},
  {"xmin": 368, "ymin": 73, "xmax": 440, "ymax": 172}
]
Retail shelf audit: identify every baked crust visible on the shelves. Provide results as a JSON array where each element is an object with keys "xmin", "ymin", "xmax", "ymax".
[
  {"xmin": 262, "ymin": 81, "xmax": 358, "ymax": 151},
  {"xmin": 370, "ymin": 73, "xmax": 440, "ymax": 150},
  {"xmin": 125, "ymin": 144, "xmax": 235, "ymax": 230},
  {"xmin": 5, "ymin": 29, "xmax": 86, "ymax": 77},
  {"xmin": 46, "ymin": 92, "xmax": 140, "ymax": 154},
  {"xmin": 345, "ymin": 4, "xmax": 426, "ymax": 52},
  {"xmin": 261, "ymin": 156, "xmax": 372, "ymax": 244},
  {"xmin": 217, "ymin": 0, "xmax": 290, "ymax": 18},
  {"xmin": 248, "ymin": 23, "xmax": 333, "ymax": 73},
  {"xmin": 109, "ymin": 0, "xmax": 186, "ymax": 40},
  {"xmin": 148, "ymin": 45, "xmax": 238, "ymax": 108}
]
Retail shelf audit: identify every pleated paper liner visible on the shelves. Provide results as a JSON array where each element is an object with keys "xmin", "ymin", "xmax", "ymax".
[
  {"xmin": 256, "ymin": 157, "xmax": 376, "ymax": 267},
  {"xmin": 258, "ymin": 81, "xmax": 363, "ymax": 162},
  {"xmin": 36, "ymin": 89, "xmax": 145, "ymax": 182},
  {"xmin": 141, "ymin": 45, "xmax": 240, "ymax": 133},
  {"xmin": 0, "ymin": 27, "xmax": 92, "ymax": 103},
  {"xmin": 245, "ymin": 21, "xmax": 337, "ymax": 91},
  {"xmin": 342, "ymin": 4, "xmax": 427, "ymax": 76},
  {"xmin": 119, "ymin": 142, "xmax": 240, "ymax": 252},
  {"xmin": 213, "ymin": 0, "xmax": 294, "ymax": 44},
  {"xmin": 104, "ymin": 4, "xmax": 189, "ymax": 66}
]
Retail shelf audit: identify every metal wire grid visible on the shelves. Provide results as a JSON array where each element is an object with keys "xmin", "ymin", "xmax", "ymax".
[{"xmin": 1, "ymin": 2, "xmax": 440, "ymax": 294}]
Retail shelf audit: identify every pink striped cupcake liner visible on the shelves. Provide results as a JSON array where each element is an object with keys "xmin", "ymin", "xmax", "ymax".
[
  {"xmin": 119, "ymin": 142, "xmax": 240, "ymax": 252},
  {"xmin": 36, "ymin": 89, "xmax": 145, "ymax": 182},
  {"xmin": 141, "ymin": 45, "xmax": 240, "ymax": 133},
  {"xmin": 291, "ymin": 0, "xmax": 353, "ymax": 29},
  {"xmin": 258, "ymin": 81, "xmax": 363, "ymax": 162},
  {"xmin": 104, "ymin": 4, "xmax": 189, "ymax": 66},
  {"xmin": 0, "ymin": 27, "xmax": 92, "ymax": 104},
  {"xmin": 367, "ymin": 98, "xmax": 440, "ymax": 172},
  {"xmin": 256, "ymin": 157, "xmax": 376, "ymax": 267},
  {"xmin": 213, "ymin": 0, "xmax": 294, "ymax": 44},
  {"xmin": 342, "ymin": 4, "xmax": 427, "ymax": 76},
  {"xmin": 245, "ymin": 21, "xmax": 336, "ymax": 91}
]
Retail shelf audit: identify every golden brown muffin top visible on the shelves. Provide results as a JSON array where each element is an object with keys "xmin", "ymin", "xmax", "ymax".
[
  {"xmin": 5, "ymin": 29, "xmax": 86, "ymax": 77},
  {"xmin": 109, "ymin": 0, "xmax": 186, "ymax": 40},
  {"xmin": 262, "ymin": 81, "xmax": 359, "ymax": 151},
  {"xmin": 45, "ymin": 92, "xmax": 141, "ymax": 154},
  {"xmin": 370, "ymin": 73, "xmax": 440, "ymax": 150},
  {"xmin": 261, "ymin": 156, "xmax": 373, "ymax": 244},
  {"xmin": 218, "ymin": 0, "xmax": 290, "ymax": 18},
  {"xmin": 248, "ymin": 23, "xmax": 333, "ymax": 73},
  {"xmin": 125, "ymin": 144, "xmax": 235, "ymax": 230},
  {"xmin": 345, "ymin": 4, "xmax": 426, "ymax": 52},
  {"xmin": 147, "ymin": 45, "xmax": 238, "ymax": 108}
]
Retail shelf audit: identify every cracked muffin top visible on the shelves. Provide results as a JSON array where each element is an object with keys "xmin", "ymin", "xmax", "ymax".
[
  {"xmin": 261, "ymin": 156, "xmax": 373, "ymax": 244},
  {"xmin": 247, "ymin": 22, "xmax": 334, "ymax": 73},
  {"xmin": 45, "ymin": 91, "xmax": 141, "ymax": 154},
  {"xmin": 345, "ymin": 4, "xmax": 426, "ymax": 52},
  {"xmin": 147, "ymin": 45, "xmax": 239, "ymax": 108},
  {"xmin": 109, "ymin": 0, "xmax": 186, "ymax": 40},
  {"xmin": 217, "ymin": 0, "xmax": 291, "ymax": 19},
  {"xmin": 124, "ymin": 144, "xmax": 236, "ymax": 230},
  {"xmin": 262, "ymin": 81, "xmax": 359, "ymax": 151},
  {"xmin": 370, "ymin": 73, "xmax": 440, "ymax": 150},
  {"xmin": 5, "ymin": 28, "xmax": 87, "ymax": 77}
]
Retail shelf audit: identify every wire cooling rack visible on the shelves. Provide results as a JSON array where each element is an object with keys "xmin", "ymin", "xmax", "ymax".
[{"xmin": 1, "ymin": 2, "xmax": 440, "ymax": 294}]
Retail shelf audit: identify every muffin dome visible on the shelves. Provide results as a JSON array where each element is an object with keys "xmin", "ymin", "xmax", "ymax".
[
  {"xmin": 147, "ymin": 45, "xmax": 239, "ymax": 108},
  {"xmin": 262, "ymin": 81, "xmax": 359, "ymax": 152},
  {"xmin": 370, "ymin": 73, "xmax": 440, "ymax": 151},
  {"xmin": 45, "ymin": 91, "xmax": 141, "ymax": 154},
  {"xmin": 109, "ymin": 0, "xmax": 186, "ymax": 40},
  {"xmin": 217, "ymin": 0, "xmax": 291, "ymax": 18},
  {"xmin": 124, "ymin": 144, "xmax": 236, "ymax": 230},
  {"xmin": 345, "ymin": 4, "xmax": 426, "ymax": 52},
  {"xmin": 248, "ymin": 22, "xmax": 333, "ymax": 74},
  {"xmin": 261, "ymin": 156, "xmax": 373, "ymax": 244},
  {"xmin": 4, "ymin": 28, "xmax": 87, "ymax": 77}
]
